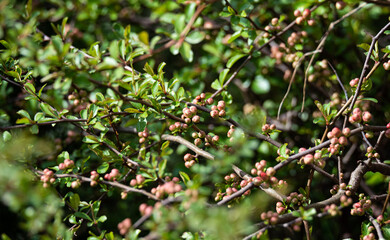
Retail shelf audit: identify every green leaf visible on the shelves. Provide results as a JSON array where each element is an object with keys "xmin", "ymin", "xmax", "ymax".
[
  {"xmin": 136, "ymin": 118, "xmax": 147, "ymax": 132},
  {"xmin": 34, "ymin": 112, "xmax": 44, "ymax": 122},
  {"xmin": 105, "ymin": 232, "xmax": 114, "ymax": 240},
  {"xmin": 93, "ymin": 122, "xmax": 107, "ymax": 132},
  {"xmin": 97, "ymin": 162, "xmax": 109, "ymax": 174},
  {"xmin": 30, "ymin": 124, "xmax": 39, "ymax": 134},
  {"xmin": 228, "ymin": 30, "xmax": 242, "ymax": 44},
  {"xmin": 176, "ymin": 87, "xmax": 185, "ymax": 101},
  {"xmin": 179, "ymin": 171, "xmax": 190, "ymax": 186},
  {"xmin": 179, "ymin": 42, "xmax": 193, "ymax": 62},
  {"xmin": 24, "ymin": 82, "xmax": 36, "ymax": 95},
  {"xmin": 52, "ymin": 35, "xmax": 64, "ymax": 55},
  {"xmin": 124, "ymin": 108, "xmax": 142, "ymax": 113},
  {"xmin": 186, "ymin": 31, "xmax": 205, "ymax": 44},
  {"xmin": 251, "ymin": 75, "xmax": 270, "ymax": 94},
  {"xmin": 74, "ymin": 212, "xmax": 92, "ymax": 222},
  {"xmin": 157, "ymin": 62, "xmax": 166, "ymax": 74},
  {"xmin": 357, "ymin": 43, "xmax": 370, "ymax": 52},
  {"xmin": 40, "ymin": 102, "xmax": 57, "ymax": 118},
  {"xmin": 360, "ymin": 97, "xmax": 378, "ymax": 103},
  {"xmin": 226, "ymin": 54, "xmax": 246, "ymax": 68},
  {"xmin": 218, "ymin": 69, "xmax": 230, "ymax": 85},
  {"xmin": 143, "ymin": 62, "xmax": 154, "ymax": 75},
  {"xmin": 382, "ymin": 225, "xmax": 390, "ymax": 239},
  {"xmin": 37, "ymin": 83, "xmax": 47, "ymax": 98},
  {"xmin": 151, "ymin": 81, "xmax": 159, "ymax": 97},
  {"xmin": 109, "ymin": 40, "xmax": 119, "ymax": 60},
  {"xmin": 158, "ymin": 159, "xmax": 167, "ymax": 177},
  {"xmin": 211, "ymin": 79, "xmax": 222, "ymax": 90},
  {"xmin": 17, "ymin": 110, "xmax": 31, "ymax": 120},
  {"xmin": 96, "ymin": 57, "xmax": 118, "ymax": 71},
  {"xmin": 69, "ymin": 193, "xmax": 80, "ymax": 211},
  {"xmin": 161, "ymin": 141, "xmax": 170, "ymax": 151},
  {"xmin": 83, "ymin": 135, "xmax": 100, "ymax": 144},
  {"xmin": 97, "ymin": 215, "xmax": 107, "ymax": 223},
  {"xmin": 2, "ymin": 131, "xmax": 12, "ymax": 142}
]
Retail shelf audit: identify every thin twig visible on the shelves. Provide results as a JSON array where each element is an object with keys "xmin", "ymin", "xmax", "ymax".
[{"xmin": 348, "ymin": 21, "xmax": 390, "ymax": 111}]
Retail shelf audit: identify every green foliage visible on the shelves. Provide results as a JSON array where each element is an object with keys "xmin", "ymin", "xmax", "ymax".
[{"xmin": 1, "ymin": 0, "xmax": 390, "ymax": 239}]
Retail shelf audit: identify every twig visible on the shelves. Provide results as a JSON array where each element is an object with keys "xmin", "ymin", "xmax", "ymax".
[
  {"xmin": 34, "ymin": 170, "xmax": 158, "ymax": 200},
  {"xmin": 161, "ymin": 134, "xmax": 214, "ymax": 160},
  {"xmin": 133, "ymin": 1, "xmax": 213, "ymax": 63},
  {"xmin": 301, "ymin": 3, "xmax": 367, "ymax": 112},
  {"xmin": 368, "ymin": 214, "xmax": 385, "ymax": 240},
  {"xmin": 0, "ymin": 118, "xmax": 87, "ymax": 131},
  {"xmin": 348, "ymin": 21, "xmax": 390, "ymax": 112},
  {"xmin": 278, "ymin": 50, "xmax": 320, "ymax": 119}
]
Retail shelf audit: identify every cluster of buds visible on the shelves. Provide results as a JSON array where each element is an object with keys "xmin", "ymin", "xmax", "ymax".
[
  {"xmin": 287, "ymin": 31, "xmax": 307, "ymax": 47},
  {"xmin": 298, "ymin": 148, "xmax": 325, "ymax": 167},
  {"xmin": 330, "ymin": 92, "xmax": 342, "ymax": 107},
  {"xmin": 227, "ymin": 125, "xmax": 235, "ymax": 139},
  {"xmin": 349, "ymin": 77, "xmax": 359, "ymax": 87},
  {"xmin": 192, "ymin": 93, "xmax": 210, "ymax": 105},
  {"xmin": 270, "ymin": 45, "xmax": 287, "ymax": 64},
  {"xmin": 294, "ymin": 9, "xmax": 315, "ymax": 26},
  {"xmin": 67, "ymin": 90, "xmax": 89, "ymax": 112},
  {"xmin": 362, "ymin": 233, "xmax": 376, "ymax": 240},
  {"xmin": 215, "ymin": 173, "xmax": 240, "ymax": 201},
  {"xmin": 335, "ymin": 1, "xmax": 346, "ymax": 10},
  {"xmin": 181, "ymin": 105, "xmax": 199, "ymax": 124},
  {"xmin": 340, "ymin": 194, "xmax": 353, "ymax": 207},
  {"xmin": 117, "ymin": 218, "xmax": 132, "ymax": 235},
  {"xmin": 130, "ymin": 174, "xmax": 145, "ymax": 186},
  {"xmin": 250, "ymin": 161, "xmax": 287, "ymax": 189},
  {"xmin": 366, "ymin": 146, "xmax": 380, "ymax": 159},
  {"xmin": 350, "ymin": 194, "xmax": 371, "ymax": 216},
  {"xmin": 210, "ymin": 100, "xmax": 226, "ymax": 118},
  {"xmin": 323, "ymin": 204, "xmax": 341, "ymax": 216},
  {"xmin": 151, "ymin": 177, "xmax": 181, "ymax": 199},
  {"xmin": 261, "ymin": 123, "xmax": 276, "ymax": 135},
  {"xmin": 168, "ymin": 121, "xmax": 188, "ymax": 132},
  {"xmin": 275, "ymin": 201, "xmax": 286, "ymax": 214},
  {"xmin": 260, "ymin": 211, "xmax": 279, "ymax": 225},
  {"xmin": 139, "ymin": 203, "xmax": 154, "ymax": 216},
  {"xmin": 41, "ymin": 168, "xmax": 55, "ymax": 188},
  {"xmin": 383, "ymin": 59, "xmax": 390, "ymax": 70},
  {"xmin": 58, "ymin": 158, "xmax": 74, "ymax": 170},
  {"xmin": 327, "ymin": 127, "xmax": 350, "ymax": 155},
  {"xmin": 90, "ymin": 171, "xmax": 99, "ymax": 187},
  {"xmin": 250, "ymin": 161, "xmax": 274, "ymax": 184},
  {"xmin": 330, "ymin": 184, "xmax": 340, "ymax": 195},
  {"xmin": 65, "ymin": 130, "xmax": 79, "ymax": 145},
  {"xmin": 71, "ymin": 179, "xmax": 81, "ymax": 189},
  {"xmin": 192, "ymin": 130, "xmax": 219, "ymax": 147},
  {"xmin": 183, "ymin": 153, "xmax": 197, "ymax": 168},
  {"xmin": 138, "ymin": 128, "xmax": 149, "ymax": 144},
  {"xmin": 192, "ymin": 131, "xmax": 203, "ymax": 146},
  {"xmin": 349, "ymin": 107, "xmax": 372, "ymax": 124},
  {"xmin": 307, "ymin": 60, "xmax": 331, "ymax": 83},
  {"xmin": 284, "ymin": 192, "xmax": 309, "ymax": 209},
  {"xmin": 262, "ymin": 18, "xmax": 282, "ymax": 38},
  {"xmin": 104, "ymin": 168, "xmax": 121, "ymax": 181}
]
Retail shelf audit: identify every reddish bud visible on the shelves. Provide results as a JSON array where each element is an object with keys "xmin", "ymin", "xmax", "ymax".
[{"xmin": 302, "ymin": 9, "xmax": 311, "ymax": 19}]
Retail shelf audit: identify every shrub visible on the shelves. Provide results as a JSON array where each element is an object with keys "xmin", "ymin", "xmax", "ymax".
[{"xmin": 1, "ymin": 0, "xmax": 390, "ymax": 239}]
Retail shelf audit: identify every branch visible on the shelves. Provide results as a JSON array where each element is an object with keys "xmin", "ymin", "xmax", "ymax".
[
  {"xmin": 349, "ymin": 21, "xmax": 390, "ymax": 111},
  {"xmin": 0, "ymin": 118, "xmax": 88, "ymax": 131},
  {"xmin": 161, "ymin": 134, "xmax": 215, "ymax": 160},
  {"xmin": 34, "ymin": 170, "xmax": 159, "ymax": 200},
  {"xmin": 368, "ymin": 214, "xmax": 385, "ymax": 240}
]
